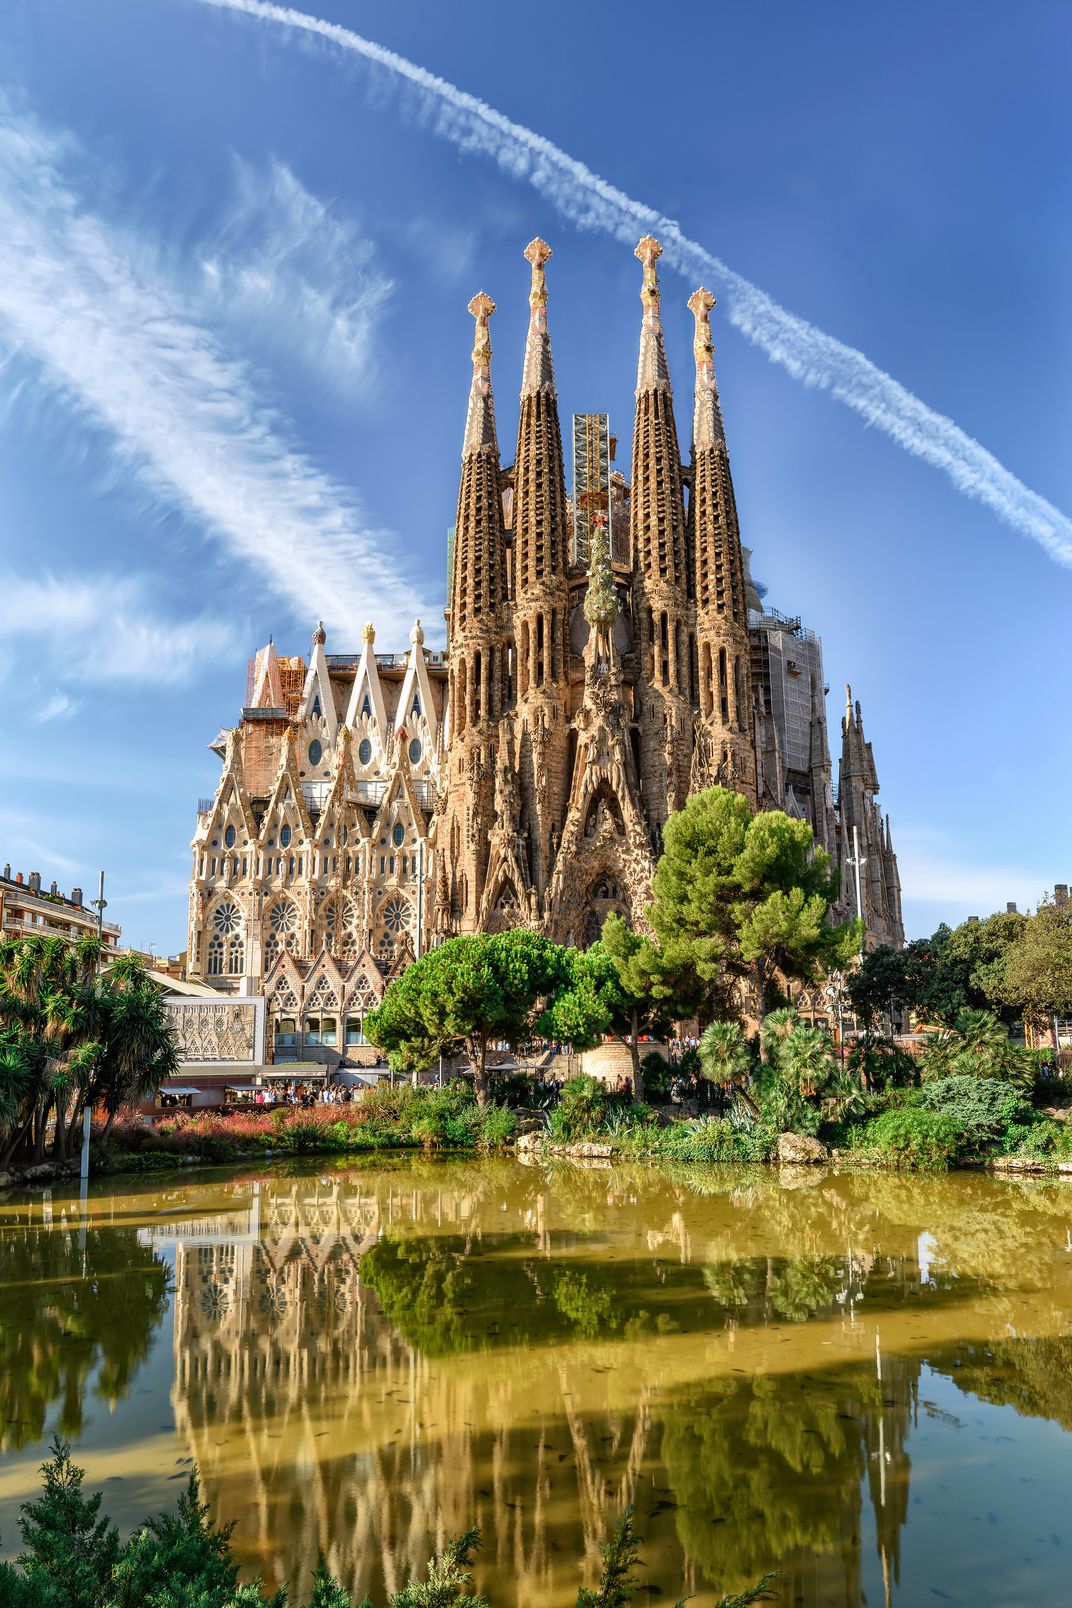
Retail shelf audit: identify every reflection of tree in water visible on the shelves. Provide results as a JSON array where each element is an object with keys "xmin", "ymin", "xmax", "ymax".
[
  {"xmin": 932, "ymin": 1335, "xmax": 1072, "ymax": 1431},
  {"xmin": 139, "ymin": 1161, "xmax": 1072, "ymax": 1607},
  {"xmin": 0, "ymin": 1201, "xmax": 170, "ymax": 1452}
]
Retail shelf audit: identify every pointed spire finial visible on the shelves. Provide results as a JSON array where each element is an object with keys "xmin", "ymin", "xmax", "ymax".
[
  {"xmin": 520, "ymin": 240, "xmax": 555, "ymax": 397},
  {"xmin": 363, "ymin": 622, "xmax": 376, "ymax": 646},
  {"xmin": 312, "ymin": 619, "xmax": 326, "ymax": 646},
  {"xmin": 634, "ymin": 237, "xmax": 671, "ymax": 393},
  {"xmin": 845, "ymin": 683, "xmax": 853, "ymax": 719},
  {"xmin": 410, "ymin": 618, "xmax": 425, "ymax": 646},
  {"xmin": 524, "ymin": 237, "xmax": 551, "ymax": 306},
  {"xmin": 688, "ymin": 287, "xmax": 727, "ymax": 450},
  {"xmin": 462, "ymin": 292, "xmax": 498, "ymax": 456},
  {"xmin": 635, "ymin": 235, "xmax": 663, "ymax": 313}
]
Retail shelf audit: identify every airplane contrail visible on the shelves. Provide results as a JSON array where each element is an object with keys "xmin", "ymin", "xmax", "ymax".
[{"xmin": 191, "ymin": 0, "xmax": 1072, "ymax": 569}]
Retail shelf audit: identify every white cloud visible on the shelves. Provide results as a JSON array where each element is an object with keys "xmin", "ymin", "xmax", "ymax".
[
  {"xmin": 196, "ymin": 0, "xmax": 1072, "ymax": 570},
  {"xmin": 0, "ymin": 99, "xmax": 434, "ymax": 645},
  {"xmin": 40, "ymin": 692, "xmax": 79, "ymax": 722},
  {"xmin": 199, "ymin": 156, "xmax": 393, "ymax": 397},
  {"xmin": 0, "ymin": 575, "xmax": 235, "ymax": 685}
]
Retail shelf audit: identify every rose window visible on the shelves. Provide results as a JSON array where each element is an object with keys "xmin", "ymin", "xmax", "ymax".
[
  {"xmin": 213, "ymin": 900, "xmax": 241, "ymax": 936},
  {"xmin": 269, "ymin": 901, "xmax": 295, "ymax": 934},
  {"xmin": 382, "ymin": 897, "xmax": 410, "ymax": 934}
]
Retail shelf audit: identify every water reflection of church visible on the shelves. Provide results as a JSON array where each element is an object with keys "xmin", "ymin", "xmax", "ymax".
[{"xmin": 166, "ymin": 1170, "xmax": 926, "ymax": 1607}]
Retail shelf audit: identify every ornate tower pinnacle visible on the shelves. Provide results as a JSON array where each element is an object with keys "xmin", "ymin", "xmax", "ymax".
[
  {"xmin": 521, "ymin": 238, "xmax": 555, "ymax": 397},
  {"xmin": 362, "ymin": 622, "xmax": 376, "ymax": 645},
  {"xmin": 462, "ymin": 292, "xmax": 498, "ymax": 457},
  {"xmin": 688, "ymin": 287, "xmax": 727, "ymax": 451},
  {"xmin": 312, "ymin": 619, "xmax": 326, "ymax": 646},
  {"xmin": 635, "ymin": 236, "xmax": 670, "ymax": 392}
]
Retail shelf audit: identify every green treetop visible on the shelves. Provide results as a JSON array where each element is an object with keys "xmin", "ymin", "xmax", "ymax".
[
  {"xmin": 364, "ymin": 929, "xmax": 568, "ymax": 1105},
  {"xmin": 542, "ymin": 915, "xmax": 693, "ymax": 1100},
  {"xmin": 649, "ymin": 787, "xmax": 859, "ymax": 1027}
]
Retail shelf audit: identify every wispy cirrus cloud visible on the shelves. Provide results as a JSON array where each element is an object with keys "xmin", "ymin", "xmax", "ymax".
[
  {"xmin": 0, "ymin": 575, "xmax": 235, "ymax": 685},
  {"xmin": 192, "ymin": 0, "xmax": 1072, "ymax": 570},
  {"xmin": 198, "ymin": 156, "xmax": 393, "ymax": 398},
  {"xmin": 0, "ymin": 97, "xmax": 431, "ymax": 643}
]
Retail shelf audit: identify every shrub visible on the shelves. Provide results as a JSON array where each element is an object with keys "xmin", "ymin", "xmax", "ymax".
[
  {"xmin": 918, "ymin": 1074, "xmax": 1034, "ymax": 1155},
  {"xmin": 479, "ymin": 1104, "xmax": 517, "ymax": 1147},
  {"xmin": 864, "ymin": 1107, "xmax": 960, "ymax": 1170},
  {"xmin": 549, "ymin": 1074, "xmax": 610, "ymax": 1142},
  {"xmin": 698, "ymin": 1021, "xmax": 754, "ymax": 1090},
  {"xmin": 919, "ymin": 1009, "xmax": 1036, "ymax": 1090}
]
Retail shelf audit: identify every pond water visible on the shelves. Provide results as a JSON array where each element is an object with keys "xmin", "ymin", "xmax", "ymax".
[{"xmin": 2, "ymin": 1158, "xmax": 1072, "ymax": 1607}]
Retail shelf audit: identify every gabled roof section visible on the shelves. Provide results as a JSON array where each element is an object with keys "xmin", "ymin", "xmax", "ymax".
[
  {"xmin": 259, "ymin": 728, "xmax": 315, "ymax": 844},
  {"xmin": 299, "ymin": 620, "xmax": 339, "ymax": 741},
  {"xmin": 249, "ymin": 640, "xmax": 284, "ymax": 709},
  {"xmin": 343, "ymin": 621, "xmax": 388, "ymax": 739},
  {"xmin": 393, "ymin": 620, "xmax": 439, "ymax": 748}
]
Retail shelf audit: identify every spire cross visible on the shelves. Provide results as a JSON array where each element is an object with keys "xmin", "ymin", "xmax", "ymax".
[
  {"xmin": 468, "ymin": 291, "xmax": 495, "ymax": 373},
  {"xmin": 524, "ymin": 237, "xmax": 551, "ymax": 311},
  {"xmin": 635, "ymin": 235, "xmax": 663, "ymax": 321}
]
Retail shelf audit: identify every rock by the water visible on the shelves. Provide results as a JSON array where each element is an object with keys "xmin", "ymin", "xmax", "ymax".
[{"xmin": 777, "ymin": 1132, "xmax": 828, "ymax": 1166}]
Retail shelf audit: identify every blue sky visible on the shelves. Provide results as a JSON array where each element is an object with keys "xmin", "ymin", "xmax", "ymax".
[{"xmin": 0, "ymin": 0, "xmax": 1068, "ymax": 954}]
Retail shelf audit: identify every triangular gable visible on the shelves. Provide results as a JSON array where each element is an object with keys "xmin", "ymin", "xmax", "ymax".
[
  {"xmin": 299, "ymin": 625, "xmax": 339, "ymax": 742},
  {"xmin": 371, "ymin": 761, "xmax": 428, "ymax": 844},
  {"xmin": 203, "ymin": 731, "xmax": 258, "ymax": 845},
  {"xmin": 263, "ymin": 948, "xmax": 304, "ymax": 1005},
  {"xmin": 393, "ymin": 621, "xmax": 439, "ymax": 749},
  {"xmin": 258, "ymin": 729, "xmax": 315, "ymax": 847},
  {"xmin": 250, "ymin": 641, "xmax": 283, "ymax": 709},
  {"xmin": 343, "ymin": 625, "xmax": 388, "ymax": 744}
]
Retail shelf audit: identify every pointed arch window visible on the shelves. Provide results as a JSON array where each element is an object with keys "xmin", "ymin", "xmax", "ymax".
[
  {"xmin": 207, "ymin": 935, "xmax": 224, "ymax": 975},
  {"xmin": 411, "ymin": 693, "xmax": 421, "ymax": 718},
  {"xmin": 311, "ymin": 695, "xmax": 322, "ymax": 718},
  {"xmin": 361, "ymin": 694, "xmax": 372, "ymax": 718},
  {"xmin": 227, "ymin": 937, "xmax": 244, "ymax": 975}
]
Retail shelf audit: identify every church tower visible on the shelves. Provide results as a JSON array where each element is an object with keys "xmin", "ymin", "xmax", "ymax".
[
  {"xmin": 629, "ymin": 237, "xmax": 694, "ymax": 839},
  {"xmin": 837, "ymin": 687, "xmax": 904, "ymax": 949},
  {"xmin": 687, "ymin": 287, "xmax": 757, "ymax": 805},
  {"xmin": 441, "ymin": 292, "xmax": 509, "ymax": 930},
  {"xmin": 488, "ymin": 239, "xmax": 572, "ymax": 919}
]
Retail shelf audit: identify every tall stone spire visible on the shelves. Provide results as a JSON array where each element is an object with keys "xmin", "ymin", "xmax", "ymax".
[
  {"xmin": 449, "ymin": 292, "xmax": 506, "ymax": 639},
  {"xmin": 630, "ymin": 237, "xmax": 692, "ymax": 835},
  {"xmin": 441, "ymin": 289, "xmax": 509, "ymax": 935},
  {"xmin": 687, "ymin": 287, "xmax": 756, "ymax": 805},
  {"xmin": 837, "ymin": 686, "xmax": 903, "ymax": 950},
  {"xmin": 510, "ymin": 238, "xmax": 571, "ymax": 908},
  {"xmin": 514, "ymin": 238, "xmax": 568, "ymax": 591}
]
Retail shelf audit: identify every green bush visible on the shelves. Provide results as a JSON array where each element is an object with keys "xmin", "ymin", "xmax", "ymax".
[
  {"xmin": 640, "ymin": 1051, "xmax": 672, "ymax": 1102},
  {"xmin": 918, "ymin": 1075, "xmax": 1034, "ymax": 1155},
  {"xmin": 864, "ymin": 1107, "xmax": 960, "ymax": 1170},
  {"xmin": 479, "ymin": 1103, "xmax": 517, "ymax": 1146},
  {"xmin": 549, "ymin": 1074, "xmax": 610, "ymax": 1141}
]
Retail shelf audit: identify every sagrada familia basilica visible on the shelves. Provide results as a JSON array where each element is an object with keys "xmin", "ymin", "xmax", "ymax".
[{"xmin": 187, "ymin": 237, "xmax": 902, "ymax": 1047}]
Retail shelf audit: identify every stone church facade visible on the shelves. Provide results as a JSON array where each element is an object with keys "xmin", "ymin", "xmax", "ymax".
[{"xmin": 186, "ymin": 236, "xmax": 902, "ymax": 1047}]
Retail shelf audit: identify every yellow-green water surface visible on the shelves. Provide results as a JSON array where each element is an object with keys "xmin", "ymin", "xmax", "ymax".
[{"xmin": 3, "ymin": 1157, "xmax": 1072, "ymax": 1607}]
